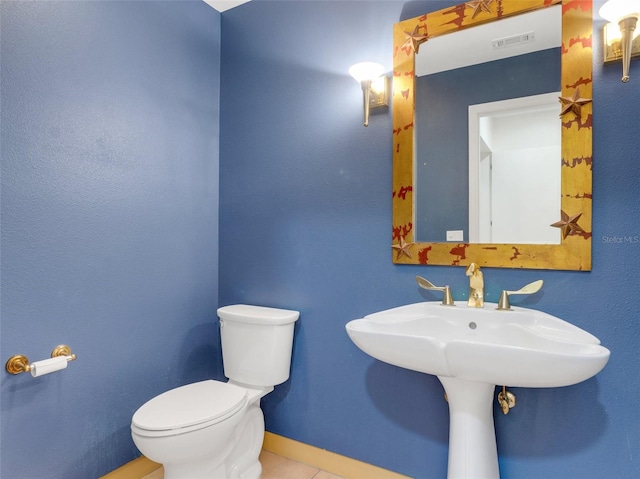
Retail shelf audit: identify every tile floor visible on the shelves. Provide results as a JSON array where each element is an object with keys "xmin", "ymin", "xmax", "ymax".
[{"xmin": 140, "ymin": 451, "xmax": 343, "ymax": 479}]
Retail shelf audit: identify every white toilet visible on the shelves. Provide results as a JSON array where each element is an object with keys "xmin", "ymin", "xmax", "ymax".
[{"xmin": 131, "ymin": 304, "xmax": 299, "ymax": 479}]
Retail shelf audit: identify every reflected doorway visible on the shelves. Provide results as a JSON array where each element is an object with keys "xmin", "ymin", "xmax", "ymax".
[{"xmin": 468, "ymin": 92, "xmax": 561, "ymax": 244}]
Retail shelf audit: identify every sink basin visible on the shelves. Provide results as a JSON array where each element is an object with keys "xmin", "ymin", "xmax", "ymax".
[
  {"xmin": 346, "ymin": 301, "xmax": 609, "ymax": 388},
  {"xmin": 346, "ymin": 301, "xmax": 610, "ymax": 479}
]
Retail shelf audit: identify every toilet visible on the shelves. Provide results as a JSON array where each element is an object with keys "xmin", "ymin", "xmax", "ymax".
[{"xmin": 131, "ymin": 304, "xmax": 300, "ymax": 479}]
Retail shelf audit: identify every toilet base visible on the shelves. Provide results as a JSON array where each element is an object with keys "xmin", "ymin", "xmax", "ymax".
[
  {"xmin": 163, "ymin": 461, "xmax": 260, "ymax": 479},
  {"xmin": 163, "ymin": 460, "xmax": 228, "ymax": 479},
  {"xmin": 225, "ymin": 404, "xmax": 265, "ymax": 479},
  {"xmin": 158, "ymin": 403, "xmax": 265, "ymax": 479}
]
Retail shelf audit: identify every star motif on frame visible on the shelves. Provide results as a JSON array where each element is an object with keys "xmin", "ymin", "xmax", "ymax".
[
  {"xmin": 558, "ymin": 89, "xmax": 592, "ymax": 118},
  {"xmin": 551, "ymin": 211, "xmax": 586, "ymax": 239},
  {"xmin": 465, "ymin": 0, "xmax": 493, "ymax": 19},
  {"xmin": 392, "ymin": 236, "xmax": 414, "ymax": 260},
  {"xmin": 403, "ymin": 24, "xmax": 428, "ymax": 54}
]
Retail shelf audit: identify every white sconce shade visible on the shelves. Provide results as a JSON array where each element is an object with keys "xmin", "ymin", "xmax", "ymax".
[
  {"xmin": 348, "ymin": 62, "xmax": 385, "ymax": 83},
  {"xmin": 599, "ymin": 0, "xmax": 640, "ymax": 82},
  {"xmin": 349, "ymin": 62, "xmax": 388, "ymax": 127},
  {"xmin": 599, "ymin": 0, "xmax": 640, "ymax": 23}
]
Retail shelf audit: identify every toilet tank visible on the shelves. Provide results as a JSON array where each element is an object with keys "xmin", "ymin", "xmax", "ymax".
[{"xmin": 217, "ymin": 304, "xmax": 299, "ymax": 387}]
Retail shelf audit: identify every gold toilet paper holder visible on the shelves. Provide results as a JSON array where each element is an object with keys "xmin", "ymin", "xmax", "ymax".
[{"xmin": 5, "ymin": 345, "xmax": 77, "ymax": 375}]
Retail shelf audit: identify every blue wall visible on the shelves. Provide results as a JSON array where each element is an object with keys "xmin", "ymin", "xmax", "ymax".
[
  {"xmin": 220, "ymin": 1, "xmax": 639, "ymax": 478},
  {"xmin": 0, "ymin": 1, "xmax": 221, "ymax": 477}
]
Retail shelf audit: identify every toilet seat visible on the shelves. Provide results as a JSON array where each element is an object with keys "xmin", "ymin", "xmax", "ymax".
[{"xmin": 131, "ymin": 380, "xmax": 248, "ymax": 438}]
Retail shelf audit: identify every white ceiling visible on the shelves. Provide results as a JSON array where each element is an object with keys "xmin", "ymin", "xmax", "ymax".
[
  {"xmin": 415, "ymin": 5, "xmax": 561, "ymax": 76},
  {"xmin": 203, "ymin": 0, "xmax": 251, "ymax": 12}
]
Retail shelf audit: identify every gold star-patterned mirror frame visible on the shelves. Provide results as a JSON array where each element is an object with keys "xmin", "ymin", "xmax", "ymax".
[{"xmin": 392, "ymin": 0, "xmax": 592, "ymax": 271}]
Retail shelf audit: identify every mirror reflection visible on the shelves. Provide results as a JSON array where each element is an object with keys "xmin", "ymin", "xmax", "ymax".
[
  {"xmin": 469, "ymin": 92, "xmax": 561, "ymax": 244},
  {"xmin": 414, "ymin": 6, "xmax": 562, "ymax": 244}
]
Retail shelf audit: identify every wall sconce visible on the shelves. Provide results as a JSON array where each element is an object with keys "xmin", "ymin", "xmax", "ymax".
[
  {"xmin": 599, "ymin": 0, "xmax": 640, "ymax": 82},
  {"xmin": 348, "ymin": 62, "xmax": 389, "ymax": 127}
]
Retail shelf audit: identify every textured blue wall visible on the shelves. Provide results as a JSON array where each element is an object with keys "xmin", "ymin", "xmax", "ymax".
[
  {"xmin": 0, "ymin": 1, "xmax": 221, "ymax": 477},
  {"xmin": 220, "ymin": 1, "xmax": 639, "ymax": 478}
]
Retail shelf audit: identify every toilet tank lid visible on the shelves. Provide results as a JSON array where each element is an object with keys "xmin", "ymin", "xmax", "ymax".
[{"xmin": 217, "ymin": 304, "xmax": 300, "ymax": 325}]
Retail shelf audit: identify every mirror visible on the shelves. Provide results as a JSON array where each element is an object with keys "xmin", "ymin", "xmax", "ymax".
[{"xmin": 391, "ymin": 0, "xmax": 592, "ymax": 270}]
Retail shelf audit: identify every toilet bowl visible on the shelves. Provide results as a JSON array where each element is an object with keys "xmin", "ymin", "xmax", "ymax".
[
  {"xmin": 132, "ymin": 380, "xmax": 270, "ymax": 479},
  {"xmin": 131, "ymin": 304, "xmax": 299, "ymax": 479}
]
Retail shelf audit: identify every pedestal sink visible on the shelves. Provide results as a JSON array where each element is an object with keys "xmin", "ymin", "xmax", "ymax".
[{"xmin": 345, "ymin": 302, "xmax": 610, "ymax": 479}]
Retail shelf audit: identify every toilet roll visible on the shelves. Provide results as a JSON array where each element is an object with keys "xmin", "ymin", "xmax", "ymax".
[{"xmin": 30, "ymin": 356, "xmax": 68, "ymax": 377}]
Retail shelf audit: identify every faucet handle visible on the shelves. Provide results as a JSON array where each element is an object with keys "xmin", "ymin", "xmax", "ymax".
[
  {"xmin": 416, "ymin": 276, "xmax": 455, "ymax": 306},
  {"xmin": 497, "ymin": 280, "xmax": 544, "ymax": 311}
]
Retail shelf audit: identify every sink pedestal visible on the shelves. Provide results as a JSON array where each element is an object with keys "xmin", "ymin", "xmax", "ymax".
[{"xmin": 439, "ymin": 376, "xmax": 499, "ymax": 479}]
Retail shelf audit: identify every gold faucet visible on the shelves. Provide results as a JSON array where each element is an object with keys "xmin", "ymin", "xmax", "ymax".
[
  {"xmin": 466, "ymin": 263, "xmax": 484, "ymax": 308},
  {"xmin": 416, "ymin": 276, "xmax": 455, "ymax": 306},
  {"xmin": 497, "ymin": 280, "xmax": 544, "ymax": 310}
]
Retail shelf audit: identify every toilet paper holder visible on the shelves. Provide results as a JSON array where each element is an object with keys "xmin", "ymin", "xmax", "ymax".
[{"xmin": 5, "ymin": 345, "xmax": 76, "ymax": 375}]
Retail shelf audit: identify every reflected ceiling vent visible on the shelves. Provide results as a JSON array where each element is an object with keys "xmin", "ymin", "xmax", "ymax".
[{"xmin": 492, "ymin": 31, "xmax": 535, "ymax": 49}]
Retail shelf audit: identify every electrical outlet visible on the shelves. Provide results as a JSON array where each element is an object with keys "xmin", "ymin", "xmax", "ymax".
[{"xmin": 446, "ymin": 230, "xmax": 464, "ymax": 242}]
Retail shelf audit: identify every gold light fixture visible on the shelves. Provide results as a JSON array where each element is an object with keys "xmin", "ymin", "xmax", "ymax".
[
  {"xmin": 600, "ymin": 0, "xmax": 640, "ymax": 82},
  {"xmin": 348, "ymin": 62, "xmax": 389, "ymax": 127}
]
